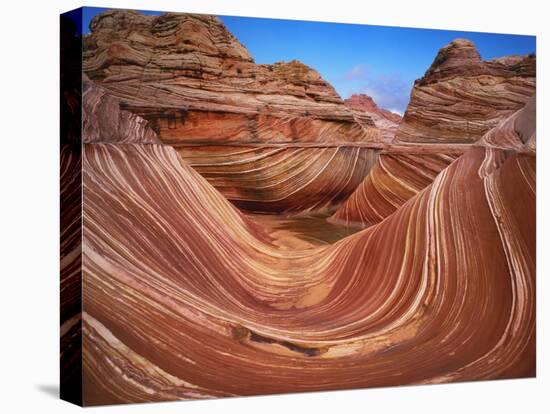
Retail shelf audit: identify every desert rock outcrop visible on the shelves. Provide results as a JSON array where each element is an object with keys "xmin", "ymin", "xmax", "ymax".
[
  {"xmin": 66, "ymin": 10, "xmax": 536, "ymax": 406},
  {"xmin": 332, "ymin": 93, "xmax": 535, "ymax": 227},
  {"xmin": 345, "ymin": 94, "xmax": 401, "ymax": 142},
  {"xmin": 394, "ymin": 39, "xmax": 535, "ymax": 144},
  {"xmin": 83, "ymin": 75, "xmax": 160, "ymax": 144},
  {"xmin": 81, "ymin": 136, "xmax": 535, "ymax": 404},
  {"xmin": 83, "ymin": 11, "xmax": 379, "ymax": 144}
]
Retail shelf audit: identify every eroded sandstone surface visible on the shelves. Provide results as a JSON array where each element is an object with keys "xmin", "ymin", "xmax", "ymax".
[
  {"xmin": 81, "ymin": 106, "xmax": 535, "ymax": 403},
  {"xmin": 67, "ymin": 12, "xmax": 536, "ymax": 405},
  {"xmin": 83, "ymin": 11, "xmax": 379, "ymax": 144},
  {"xmin": 394, "ymin": 39, "xmax": 535, "ymax": 144},
  {"xmin": 345, "ymin": 94, "xmax": 402, "ymax": 142}
]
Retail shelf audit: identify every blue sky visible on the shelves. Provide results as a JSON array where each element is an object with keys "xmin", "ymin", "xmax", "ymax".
[{"xmin": 76, "ymin": 7, "xmax": 535, "ymax": 114}]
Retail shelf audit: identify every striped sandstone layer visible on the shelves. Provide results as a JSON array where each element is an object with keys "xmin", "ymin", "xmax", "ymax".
[
  {"xmin": 331, "ymin": 95, "xmax": 535, "ymax": 227},
  {"xmin": 82, "ymin": 75, "xmax": 160, "ymax": 144},
  {"xmin": 83, "ymin": 75, "xmax": 378, "ymax": 212},
  {"xmin": 394, "ymin": 39, "xmax": 535, "ymax": 144},
  {"xmin": 60, "ymin": 144, "xmax": 83, "ymax": 402},
  {"xmin": 480, "ymin": 96, "xmax": 536, "ymax": 151},
  {"xmin": 175, "ymin": 144, "xmax": 379, "ymax": 213},
  {"xmin": 82, "ymin": 11, "xmax": 380, "ymax": 144},
  {"xmin": 81, "ymin": 10, "xmax": 386, "ymax": 213},
  {"xmin": 329, "ymin": 150, "xmax": 462, "ymax": 227},
  {"xmin": 81, "ymin": 125, "xmax": 534, "ymax": 404}
]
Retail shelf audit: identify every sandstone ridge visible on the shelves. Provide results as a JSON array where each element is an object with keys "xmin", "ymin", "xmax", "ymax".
[
  {"xmin": 83, "ymin": 11, "xmax": 380, "ymax": 144},
  {"xmin": 394, "ymin": 38, "xmax": 535, "ymax": 144}
]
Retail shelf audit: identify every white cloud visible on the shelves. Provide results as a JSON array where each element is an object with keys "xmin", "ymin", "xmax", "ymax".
[
  {"xmin": 341, "ymin": 64, "xmax": 368, "ymax": 81},
  {"xmin": 388, "ymin": 108, "xmax": 404, "ymax": 116}
]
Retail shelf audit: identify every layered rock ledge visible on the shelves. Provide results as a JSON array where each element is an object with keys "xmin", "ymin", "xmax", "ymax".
[
  {"xmin": 394, "ymin": 39, "xmax": 535, "ymax": 144},
  {"xmin": 83, "ymin": 11, "xmax": 380, "ymax": 144}
]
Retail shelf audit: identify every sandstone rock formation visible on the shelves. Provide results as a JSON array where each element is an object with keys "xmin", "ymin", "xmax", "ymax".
[
  {"xmin": 331, "ymin": 39, "xmax": 536, "ymax": 227},
  {"xmin": 83, "ymin": 75, "xmax": 160, "ymax": 144},
  {"xmin": 176, "ymin": 144, "xmax": 379, "ymax": 213},
  {"xmin": 66, "ymin": 12, "xmax": 536, "ymax": 406},
  {"xmin": 81, "ymin": 135, "xmax": 535, "ymax": 405},
  {"xmin": 329, "ymin": 150, "xmax": 461, "ymax": 227},
  {"xmin": 331, "ymin": 94, "xmax": 535, "ymax": 228},
  {"xmin": 480, "ymin": 95, "xmax": 536, "ymax": 151},
  {"xmin": 394, "ymin": 39, "xmax": 535, "ymax": 143},
  {"xmin": 83, "ymin": 11, "xmax": 379, "ymax": 144},
  {"xmin": 80, "ymin": 10, "xmax": 388, "ymax": 213},
  {"xmin": 345, "ymin": 94, "xmax": 402, "ymax": 142}
]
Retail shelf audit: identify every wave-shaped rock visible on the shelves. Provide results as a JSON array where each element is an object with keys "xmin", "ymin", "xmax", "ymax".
[
  {"xmin": 176, "ymin": 144, "xmax": 379, "ymax": 213},
  {"xmin": 480, "ymin": 96, "xmax": 536, "ymax": 151},
  {"xmin": 83, "ymin": 75, "xmax": 160, "ymax": 144},
  {"xmin": 394, "ymin": 39, "xmax": 535, "ymax": 144},
  {"xmin": 70, "ymin": 12, "xmax": 536, "ymax": 405},
  {"xmin": 83, "ymin": 11, "xmax": 379, "ymax": 144},
  {"xmin": 332, "ymin": 94, "xmax": 535, "ymax": 227},
  {"xmin": 345, "ymin": 94, "xmax": 402, "ymax": 142},
  {"xmin": 329, "ymin": 150, "xmax": 461, "ymax": 227},
  {"xmin": 81, "ymin": 133, "xmax": 534, "ymax": 404}
]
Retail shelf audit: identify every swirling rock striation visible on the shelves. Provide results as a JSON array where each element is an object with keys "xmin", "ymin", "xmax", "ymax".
[
  {"xmin": 70, "ymin": 13, "xmax": 536, "ymax": 405},
  {"xmin": 331, "ymin": 94, "xmax": 535, "ymax": 228},
  {"xmin": 81, "ymin": 10, "xmax": 386, "ymax": 214},
  {"xmin": 480, "ymin": 96, "xmax": 536, "ymax": 151},
  {"xmin": 83, "ymin": 75, "xmax": 160, "ymax": 144},
  {"xmin": 329, "ymin": 150, "xmax": 461, "ymax": 227},
  {"xmin": 60, "ymin": 144, "xmax": 83, "ymax": 404},
  {"xmin": 345, "ymin": 94, "xmax": 402, "ymax": 142},
  {"xmin": 394, "ymin": 39, "xmax": 535, "ymax": 144},
  {"xmin": 81, "ymin": 75, "xmax": 379, "ymax": 213},
  {"xmin": 81, "ymin": 111, "xmax": 535, "ymax": 404},
  {"xmin": 82, "ymin": 11, "xmax": 380, "ymax": 144},
  {"xmin": 175, "ymin": 144, "xmax": 379, "ymax": 213}
]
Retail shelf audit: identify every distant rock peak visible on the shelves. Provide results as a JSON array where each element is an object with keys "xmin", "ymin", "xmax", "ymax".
[
  {"xmin": 433, "ymin": 39, "xmax": 481, "ymax": 65},
  {"xmin": 420, "ymin": 38, "xmax": 534, "ymax": 85},
  {"xmin": 344, "ymin": 94, "xmax": 402, "ymax": 142},
  {"xmin": 422, "ymin": 38, "xmax": 483, "ymax": 81},
  {"xmin": 87, "ymin": 10, "xmax": 254, "ymax": 63},
  {"xmin": 345, "ymin": 94, "xmax": 402, "ymax": 121}
]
